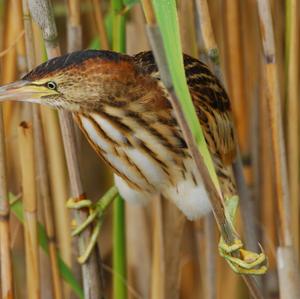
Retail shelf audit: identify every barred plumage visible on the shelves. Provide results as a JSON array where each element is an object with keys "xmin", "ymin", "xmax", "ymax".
[{"xmin": 16, "ymin": 49, "xmax": 238, "ymax": 218}]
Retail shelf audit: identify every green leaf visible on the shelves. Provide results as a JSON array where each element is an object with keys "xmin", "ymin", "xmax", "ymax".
[
  {"xmin": 9, "ymin": 194, "xmax": 84, "ymax": 299},
  {"xmin": 152, "ymin": 0, "xmax": 221, "ymax": 191},
  {"xmin": 111, "ymin": 1, "xmax": 127, "ymax": 298}
]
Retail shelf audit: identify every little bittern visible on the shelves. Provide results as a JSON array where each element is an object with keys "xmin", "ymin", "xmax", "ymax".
[{"xmin": 0, "ymin": 50, "xmax": 267, "ymax": 274}]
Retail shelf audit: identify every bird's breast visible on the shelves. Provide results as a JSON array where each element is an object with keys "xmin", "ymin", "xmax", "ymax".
[
  {"xmin": 74, "ymin": 111, "xmax": 213, "ymax": 219},
  {"xmin": 74, "ymin": 112, "xmax": 173, "ymax": 191}
]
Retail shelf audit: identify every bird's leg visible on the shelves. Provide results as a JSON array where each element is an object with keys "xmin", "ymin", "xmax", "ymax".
[
  {"xmin": 67, "ymin": 185, "xmax": 118, "ymax": 263},
  {"xmin": 218, "ymin": 195, "xmax": 268, "ymax": 275}
]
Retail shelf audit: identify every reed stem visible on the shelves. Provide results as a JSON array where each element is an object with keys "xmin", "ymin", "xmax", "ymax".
[
  {"xmin": 0, "ymin": 106, "xmax": 14, "ymax": 299},
  {"xmin": 111, "ymin": 1, "xmax": 127, "ymax": 298},
  {"xmin": 18, "ymin": 122, "xmax": 40, "ymax": 299}
]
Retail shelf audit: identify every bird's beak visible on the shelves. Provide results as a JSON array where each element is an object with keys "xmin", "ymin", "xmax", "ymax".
[{"xmin": 0, "ymin": 80, "xmax": 49, "ymax": 104}]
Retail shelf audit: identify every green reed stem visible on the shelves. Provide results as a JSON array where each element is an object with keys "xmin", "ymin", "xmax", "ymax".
[{"xmin": 111, "ymin": 1, "xmax": 127, "ymax": 298}]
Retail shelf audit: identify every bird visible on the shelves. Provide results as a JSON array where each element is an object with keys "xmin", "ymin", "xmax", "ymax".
[{"xmin": 0, "ymin": 49, "xmax": 266, "ymax": 274}]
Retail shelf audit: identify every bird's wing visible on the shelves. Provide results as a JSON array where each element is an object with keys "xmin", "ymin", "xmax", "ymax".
[{"xmin": 133, "ymin": 51, "xmax": 237, "ymax": 166}]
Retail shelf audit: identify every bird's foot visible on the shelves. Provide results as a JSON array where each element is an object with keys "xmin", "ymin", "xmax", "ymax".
[
  {"xmin": 219, "ymin": 238, "xmax": 268, "ymax": 275},
  {"xmin": 67, "ymin": 186, "xmax": 118, "ymax": 263}
]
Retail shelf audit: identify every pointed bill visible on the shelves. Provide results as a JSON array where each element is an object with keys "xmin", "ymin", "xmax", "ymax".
[{"xmin": 0, "ymin": 80, "xmax": 49, "ymax": 103}]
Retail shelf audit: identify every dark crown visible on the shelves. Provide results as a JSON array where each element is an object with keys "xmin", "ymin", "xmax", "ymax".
[{"xmin": 22, "ymin": 49, "xmax": 130, "ymax": 81}]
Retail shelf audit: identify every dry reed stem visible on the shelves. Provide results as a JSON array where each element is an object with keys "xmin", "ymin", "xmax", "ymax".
[
  {"xmin": 67, "ymin": 0, "xmax": 82, "ymax": 52},
  {"xmin": 260, "ymin": 85, "xmax": 276, "ymax": 270},
  {"xmin": 2, "ymin": 0, "xmax": 19, "ymax": 128},
  {"xmin": 195, "ymin": 0, "xmax": 222, "ymax": 80},
  {"xmin": 256, "ymin": 0, "xmax": 291, "ymax": 248},
  {"xmin": 150, "ymin": 196, "xmax": 165, "ymax": 299},
  {"xmin": 66, "ymin": 0, "xmax": 105, "ymax": 295},
  {"xmin": 39, "ymin": 106, "xmax": 71, "ymax": 272},
  {"xmin": 256, "ymin": 0, "xmax": 300, "ymax": 297},
  {"xmin": 178, "ymin": 1, "xmax": 198, "ymax": 57},
  {"xmin": 22, "ymin": 1, "xmax": 63, "ymax": 297},
  {"xmin": 0, "ymin": 4, "xmax": 16, "ymax": 299},
  {"xmin": 91, "ymin": 0, "xmax": 109, "ymax": 50},
  {"xmin": 0, "ymin": 106, "xmax": 14, "ymax": 299},
  {"xmin": 286, "ymin": 0, "xmax": 299, "ymax": 259},
  {"xmin": 28, "ymin": 1, "xmax": 104, "ymax": 298},
  {"xmin": 141, "ymin": 0, "xmax": 156, "ymax": 25},
  {"xmin": 203, "ymin": 215, "xmax": 216, "ymax": 299},
  {"xmin": 33, "ymin": 111, "xmax": 63, "ymax": 299},
  {"xmin": 18, "ymin": 122, "xmax": 40, "ymax": 299},
  {"xmin": 162, "ymin": 200, "xmax": 185, "ymax": 299},
  {"xmin": 125, "ymin": 205, "xmax": 151, "ymax": 299},
  {"xmin": 223, "ymin": 0, "xmax": 248, "ymax": 154}
]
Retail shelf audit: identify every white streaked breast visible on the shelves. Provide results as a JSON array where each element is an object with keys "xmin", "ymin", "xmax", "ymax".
[
  {"xmin": 80, "ymin": 116, "xmax": 112, "ymax": 152},
  {"xmin": 91, "ymin": 113, "xmax": 125, "ymax": 143},
  {"xmin": 104, "ymin": 152, "xmax": 147, "ymax": 188}
]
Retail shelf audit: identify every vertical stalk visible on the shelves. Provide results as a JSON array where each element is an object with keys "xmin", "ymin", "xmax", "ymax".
[
  {"xmin": 111, "ymin": 1, "xmax": 127, "ymax": 298},
  {"xmin": 222, "ymin": 0, "xmax": 248, "ymax": 154},
  {"xmin": 0, "ymin": 108, "xmax": 14, "ymax": 299},
  {"xmin": 151, "ymin": 196, "xmax": 165, "ymax": 299},
  {"xmin": 18, "ymin": 122, "xmax": 40, "ymax": 299},
  {"xmin": 91, "ymin": 0, "xmax": 110, "ymax": 50},
  {"xmin": 0, "ymin": 4, "xmax": 15, "ymax": 299},
  {"xmin": 113, "ymin": 195, "xmax": 127, "ymax": 299},
  {"xmin": 22, "ymin": 0, "xmax": 64, "ymax": 298},
  {"xmin": 285, "ymin": 0, "xmax": 299, "ymax": 260}
]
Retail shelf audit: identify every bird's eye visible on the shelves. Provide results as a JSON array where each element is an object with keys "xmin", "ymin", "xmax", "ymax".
[{"xmin": 46, "ymin": 81, "xmax": 57, "ymax": 90}]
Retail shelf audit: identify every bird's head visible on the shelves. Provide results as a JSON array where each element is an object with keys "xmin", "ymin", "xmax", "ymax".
[{"xmin": 0, "ymin": 50, "xmax": 138, "ymax": 112}]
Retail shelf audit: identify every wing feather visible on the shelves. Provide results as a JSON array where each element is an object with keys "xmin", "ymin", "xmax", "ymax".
[{"xmin": 133, "ymin": 51, "xmax": 237, "ymax": 165}]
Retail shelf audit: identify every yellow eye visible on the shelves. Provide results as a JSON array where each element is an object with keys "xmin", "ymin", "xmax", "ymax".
[{"xmin": 46, "ymin": 81, "xmax": 57, "ymax": 90}]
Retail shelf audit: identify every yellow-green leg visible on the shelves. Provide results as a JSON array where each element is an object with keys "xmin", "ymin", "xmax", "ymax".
[
  {"xmin": 218, "ymin": 195, "xmax": 268, "ymax": 275},
  {"xmin": 67, "ymin": 185, "xmax": 118, "ymax": 263}
]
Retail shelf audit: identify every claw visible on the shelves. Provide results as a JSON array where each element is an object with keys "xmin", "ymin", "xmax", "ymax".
[
  {"xmin": 71, "ymin": 207, "xmax": 101, "ymax": 236},
  {"xmin": 219, "ymin": 238, "xmax": 243, "ymax": 253},
  {"xmin": 219, "ymin": 238, "xmax": 268, "ymax": 275},
  {"xmin": 67, "ymin": 186, "xmax": 118, "ymax": 263},
  {"xmin": 78, "ymin": 220, "xmax": 103, "ymax": 264}
]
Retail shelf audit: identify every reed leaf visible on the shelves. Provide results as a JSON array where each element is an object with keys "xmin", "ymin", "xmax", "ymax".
[{"xmin": 151, "ymin": 0, "xmax": 220, "ymax": 191}]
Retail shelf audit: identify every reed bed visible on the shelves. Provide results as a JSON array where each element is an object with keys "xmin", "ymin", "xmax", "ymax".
[{"xmin": 0, "ymin": 0, "xmax": 299, "ymax": 299}]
